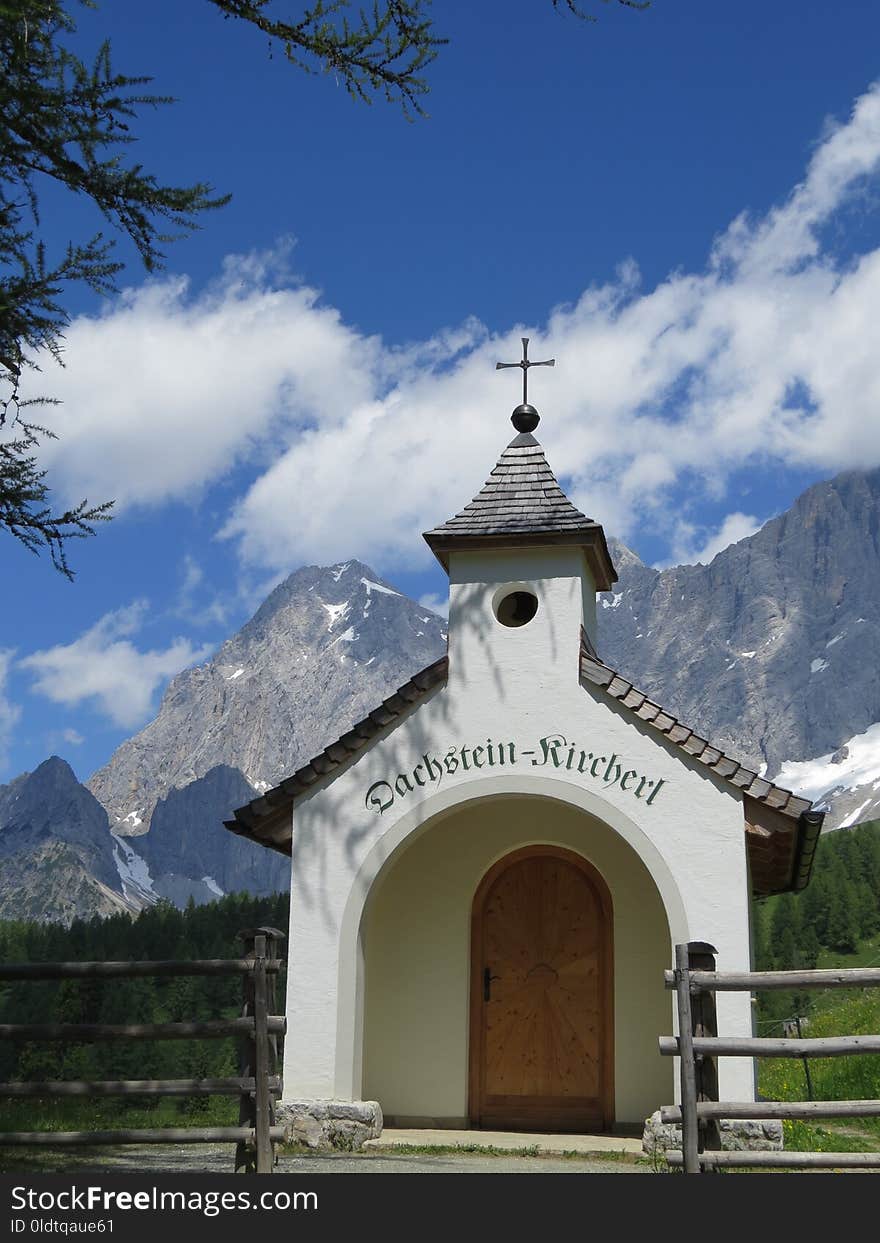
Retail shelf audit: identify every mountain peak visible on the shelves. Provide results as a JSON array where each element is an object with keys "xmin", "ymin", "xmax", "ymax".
[
  {"xmin": 245, "ymin": 558, "xmax": 393, "ymax": 630},
  {"xmin": 0, "ymin": 754, "xmax": 127, "ymax": 924},
  {"xmin": 32, "ymin": 755, "xmax": 79, "ymax": 784},
  {"xmin": 606, "ymin": 538, "xmax": 653, "ymax": 575},
  {"xmin": 88, "ymin": 559, "xmax": 447, "ymax": 828}
]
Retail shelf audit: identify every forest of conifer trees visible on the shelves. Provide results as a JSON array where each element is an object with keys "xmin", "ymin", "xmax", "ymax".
[
  {"xmin": 0, "ymin": 892, "xmax": 288, "ymax": 1114},
  {"xmin": 751, "ymin": 820, "xmax": 880, "ymax": 1025}
]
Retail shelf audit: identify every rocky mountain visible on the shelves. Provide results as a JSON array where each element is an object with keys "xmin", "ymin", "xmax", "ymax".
[
  {"xmin": 4, "ymin": 470, "xmax": 880, "ymax": 925},
  {"xmin": 0, "ymin": 757, "xmax": 133, "ymax": 925},
  {"xmin": 0, "ymin": 760, "xmax": 290, "ymax": 922},
  {"xmin": 1, "ymin": 561, "xmax": 448, "ymax": 924},
  {"xmin": 88, "ymin": 560, "xmax": 447, "ymax": 834},
  {"xmin": 597, "ymin": 468, "xmax": 880, "ymax": 828},
  {"xmin": 134, "ymin": 765, "xmax": 289, "ymax": 907}
]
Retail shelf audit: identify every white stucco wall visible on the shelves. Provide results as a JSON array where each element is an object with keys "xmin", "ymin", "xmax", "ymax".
[
  {"xmin": 361, "ymin": 795, "xmax": 673, "ymax": 1125},
  {"xmin": 282, "ymin": 543, "xmax": 756, "ymax": 1120}
]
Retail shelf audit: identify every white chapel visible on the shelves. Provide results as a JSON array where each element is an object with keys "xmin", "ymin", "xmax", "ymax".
[{"xmin": 225, "ymin": 342, "xmax": 823, "ymax": 1137}]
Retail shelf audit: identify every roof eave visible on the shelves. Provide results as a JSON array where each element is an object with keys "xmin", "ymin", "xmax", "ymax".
[
  {"xmin": 224, "ymin": 812, "xmax": 292, "ymax": 857},
  {"xmin": 791, "ymin": 807, "xmax": 825, "ymax": 893},
  {"xmin": 423, "ymin": 527, "xmax": 618, "ymax": 590},
  {"xmin": 744, "ymin": 798, "xmax": 824, "ymax": 897}
]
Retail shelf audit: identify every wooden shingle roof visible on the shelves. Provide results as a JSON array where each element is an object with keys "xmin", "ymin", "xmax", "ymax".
[
  {"xmin": 426, "ymin": 432, "xmax": 597, "ymax": 536},
  {"xmin": 423, "ymin": 432, "xmax": 618, "ymax": 589}
]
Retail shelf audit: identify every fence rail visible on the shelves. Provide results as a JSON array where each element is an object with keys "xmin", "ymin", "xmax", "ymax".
[
  {"xmin": 662, "ymin": 966, "xmax": 880, "ymax": 992},
  {"xmin": 0, "ymin": 1077, "xmax": 281, "ymax": 1097},
  {"xmin": 659, "ymin": 941, "xmax": 880, "ymax": 1172},
  {"xmin": 0, "ymin": 926, "xmax": 287, "ymax": 1174},
  {"xmin": 0, "ymin": 959, "xmax": 282, "ymax": 981}
]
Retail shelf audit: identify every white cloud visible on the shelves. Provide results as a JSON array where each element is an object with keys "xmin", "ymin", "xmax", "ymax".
[
  {"xmin": 43, "ymin": 726, "xmax": 86, "ymax": 754},
  {"xmin": 32, "ymin": 239, "xmax": 379, "ymax": 512},
  {"xmin": 28, "ymin": 83, "xmax": 880, "ymax": 572},
  {"xmin": 0, "ymin": 650, "xmax": 22, "ymax": 769},
  {"xmin": 20, "ymin": 601, "xmax": 213, "ymax": 729},
  {"xmin": 667, "ymin": 512, "xmax": 764, "ymax": 568},
  {"xmin": 418, "ymin": 592, "xmax": 449, "ymax": 619},
  {"xmin": 173, "ymin": 555, "xmax": 229, "ymax": 627},
  {"xmin": 180, "ymin": 555, "xmax": 203, "ymax": 597}
]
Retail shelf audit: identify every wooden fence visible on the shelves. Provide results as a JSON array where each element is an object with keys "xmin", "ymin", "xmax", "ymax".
[
  {"xmin": 659, "ymin": 941, "xmax": 880, "ymax": 1171},
  {"xmin": 0, "ymin": 926, "xmax": 287, "ymax": 1174}
]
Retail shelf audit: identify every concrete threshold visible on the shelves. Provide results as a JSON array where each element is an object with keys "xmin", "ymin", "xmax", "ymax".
[{"xmin": 365, "ymin": 1128, "xmax": 643, "ymax": 1156}]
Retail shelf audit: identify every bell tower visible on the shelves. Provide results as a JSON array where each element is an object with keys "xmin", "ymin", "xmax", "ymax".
[{"xmin": 423, "ymin": 339, "xmax": 616, "ymax": 700}]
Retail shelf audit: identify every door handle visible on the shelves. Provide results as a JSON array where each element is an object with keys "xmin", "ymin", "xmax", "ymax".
[{"xmin": 483, "ymin": 966, "xmax": 500, "ymax": 1002}]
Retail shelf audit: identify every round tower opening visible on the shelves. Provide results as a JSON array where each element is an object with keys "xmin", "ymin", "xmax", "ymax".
[{"xmin": 493, "ymin": 586, "xmax": 539, "ymax": 628}]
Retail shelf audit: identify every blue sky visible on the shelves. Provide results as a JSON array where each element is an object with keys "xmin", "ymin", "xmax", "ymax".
[{"xmin": 3, "ymin": 0, "xmax": 880, "ymax": 784}]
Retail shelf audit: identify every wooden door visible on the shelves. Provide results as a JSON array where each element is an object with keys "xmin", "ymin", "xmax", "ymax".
[{"xmin": 469, "ymin": 846, "xmax": 613, "ymax": 1132}]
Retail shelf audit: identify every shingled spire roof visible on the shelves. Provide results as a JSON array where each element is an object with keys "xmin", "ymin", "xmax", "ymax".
[{"xmin": 423, "ymin": 429, "xmax": 618, "ymax": 589}]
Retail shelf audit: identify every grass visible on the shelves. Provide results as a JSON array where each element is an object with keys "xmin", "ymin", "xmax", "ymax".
[
  {"xmin": 815, "ymin": 931, "xmax": 880, "ymax": 972},
  {"xmin": 780, "ymin": 1120, "xmax": 878, "ymax": 1153},
  {"xmin": 756, "ymin": 947, "xmax": 880, "ymax": 1154},
  {"xmin": 0, "ymin": 1094, "xmax": 238, "ymax": 1134}
]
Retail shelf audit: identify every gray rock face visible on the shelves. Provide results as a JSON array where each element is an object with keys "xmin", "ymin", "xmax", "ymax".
[
  {"xmin": 139, "ymin": 765, "xmax": 289, "ymax": 900},
  {"xmin": 598, "ymin": 469, "xmax": 880, "ymax": 825},
  {"xmin": 88, "ymin": 560, "xmax": 447, "ymax": 833},
  {"xmin": 0, "ymin": 757, "xmax": 131, "ymax": 924}
]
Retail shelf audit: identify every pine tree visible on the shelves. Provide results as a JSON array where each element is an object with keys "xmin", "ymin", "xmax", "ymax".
[
  {"xmin": 801, "ymin": 871, "xmax": 831, "ymax": 946},
  {"xmin": 1, "ymin": 1, "xmax": 231, "ymax": 576},
  {"xmin": 824, "ymin": 870, "xmax": 860, "ymax": 954}
]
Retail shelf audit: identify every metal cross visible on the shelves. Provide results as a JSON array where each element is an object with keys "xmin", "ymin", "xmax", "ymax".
[{"xmin": 495, "ymin": 337, "xmax": 555, "ymax": 406}]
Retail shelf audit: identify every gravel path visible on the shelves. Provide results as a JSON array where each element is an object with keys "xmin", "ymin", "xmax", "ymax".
[{"xmin": 1, "ymin": 1142, "xmax": 650, "ymax": 1175}]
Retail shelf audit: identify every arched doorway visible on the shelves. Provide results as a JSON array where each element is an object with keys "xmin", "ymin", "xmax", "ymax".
[
  {"xmin": 469, "ymin": 844, "xmax": 614, "ymax": 1132},
  {"xmin": 358, "ymin": 792, "xmax": 670, "ymax": 1128}
]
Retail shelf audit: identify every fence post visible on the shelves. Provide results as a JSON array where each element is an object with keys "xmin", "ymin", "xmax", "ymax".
[
  {"xmin": 795, "ymin": 1015, "xmax": 814, "ymax": 1100},
  {"xmin": 688, "ymin": 941, "xmax": 721, "ymax": 1158},
  {"xmin": 263, "ymin": 928, "xmax": 285, "ymax": 1129},
  {"xmin": 674, "ymin": 943, "xmax": 700, "ymax": 1173},
  {"xmin": 235, "ymin": 926, "xmax": 285, "ymax": 1174}
]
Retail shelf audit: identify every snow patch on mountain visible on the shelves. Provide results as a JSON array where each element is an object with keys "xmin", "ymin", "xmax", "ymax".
[
  {"xmin": 201, "ymin": 875, "xmax": 224, "ymax": 897},
  {"xmin": 777, "ymin": 721, "xmax": 880, "ymax": 806},
  {"xmin": 362, "ymin": 578, "xmax": 400, "ymax": 597},
  {"xmin": 322, "ymin": 601, "xmax": 349, "ymax": 628},
  {"xmin": 839, "ymin": 799, "xmax": 873, "ymax": 829},
  {"xmin": 111, "ymin": 832, "xmax": 156, "ymax": 904}
]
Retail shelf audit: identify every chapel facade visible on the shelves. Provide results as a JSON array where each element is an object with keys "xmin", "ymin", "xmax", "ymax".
[{"xmin": 226, "ymin": 348, "xmax": 822, "ymax": 1134}]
